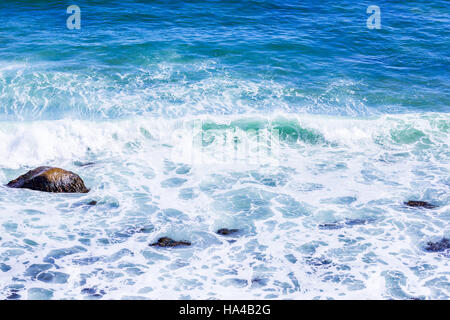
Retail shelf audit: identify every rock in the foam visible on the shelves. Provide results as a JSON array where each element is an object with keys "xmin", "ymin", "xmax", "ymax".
[
  {"xmin": 217, "ymin": 228, "xmax": 239, "ymax": 235},
  {"xmin": 150, "ymin": 237, "xmax": 191, "ymax": 248},
  {"xmin": 425, "ymin": 238, "xmax": 450, "ymax": 252},
  {"xmin": 7, "ymin": 167, "xmax": 89, "ymax": 193},
  {"xmin": 404, "ymin": 200, "xmax": 437, "ymax": 209}
]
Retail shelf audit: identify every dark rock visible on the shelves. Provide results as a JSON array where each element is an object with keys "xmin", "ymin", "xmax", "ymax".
[
  {"xmin": 217, "ymin": 228, "xmax": 239, "ymax": 236},
  {"xmin": 150, "ymin": 237, "xmax": 191, "ymax": 248},
  {"xmin": 75, "ymin": 161, "xmax": 95, "ymax": 167},
  {"xmin": 404, "ymin": 201, "xmax": 437, "ymax": 209},
  {"xmin": 87, "ymin": 201, "xmax": 98, "ymax": 206},
  {"xmin": 7, "ymin": 167, "xmax": 89, "ymax": 193},
  {"xmin": 425, "ymin": 238, "xmax": 450, "ymax": 252}
]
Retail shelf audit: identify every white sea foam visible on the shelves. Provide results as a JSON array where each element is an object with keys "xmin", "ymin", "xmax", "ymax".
[
  {"xmin": 0, "ymin": 61, "xmax": 386, "ymax": 121},
  {"xmin": 0, "ymin": 112, "xmax": 448, "ymax": 299}
]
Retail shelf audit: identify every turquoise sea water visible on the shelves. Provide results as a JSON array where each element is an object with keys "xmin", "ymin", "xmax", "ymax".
[{"xmin": 0, "ymin": 1, "xmax": 449, "ymax": 299}]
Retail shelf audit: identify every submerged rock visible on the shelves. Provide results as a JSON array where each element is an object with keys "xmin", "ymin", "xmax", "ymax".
[
  {"xmin": 425, "ymin": 238, "xmax": 450, "ymax": 252},
  {"xmin": 404, "ymin": 200, "xmax": 437, "ymax": 209},
  {"xmin": 150, "ymin": 237, "xmax": 191, "ymax": 248},
  {"xmin": 217, "ymin": 228, "xmax": 239, "ymax": 235},
  {"xmin": 7, "ymin": 167, "xmax": 88, "ymax": 193},
  {"xmin": 74, "ymin": 161, "xmax": 95, "ymax": 167}
]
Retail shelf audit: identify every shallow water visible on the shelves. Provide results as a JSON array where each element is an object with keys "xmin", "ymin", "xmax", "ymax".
[{"xmin": 0, "ymin": 1, "xmax": 449, "ymax": 299}]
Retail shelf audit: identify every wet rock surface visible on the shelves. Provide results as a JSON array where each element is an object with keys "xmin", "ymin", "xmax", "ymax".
[
  {"xmin": 404, "ymin": 201, "xmax": 437, "ymax": 209},
  {"xmin": 150, "ymin": 237, "xmax": 191, "ymax": 248},
  {"xmin": 217, "ymin": 228, "xmax": 239, "ymax": 235},
  {"xmin": 425, "ymin": 238, "xmax": 450, "ymax": 252},
  {"xmin": 7, "ymin": 167, "xmax": 89, "ymax": 193}
]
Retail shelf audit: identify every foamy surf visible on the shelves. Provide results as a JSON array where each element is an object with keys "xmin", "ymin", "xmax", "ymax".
[
  {"xmin": 0, "ymin": 112, "xmax": 448, "ymax": 299},
  {"xmin": 1, "ymin": 0, "xmax": 449, "ymax": 300}
]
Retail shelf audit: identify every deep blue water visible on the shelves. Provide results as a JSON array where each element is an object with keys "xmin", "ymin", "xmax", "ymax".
[
  {"xmin": 0, "ymin": 0, "xmax": 448, "ymax": 120},
  {"xmin": 0, "ymin": 1, "xmax": 448, "ymax": 300}
]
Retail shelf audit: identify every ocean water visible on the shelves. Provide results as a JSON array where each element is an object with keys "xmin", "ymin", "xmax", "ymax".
[{"xmin": 0, "ymin": 0, "xmax": 449, "ymax": 300}]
